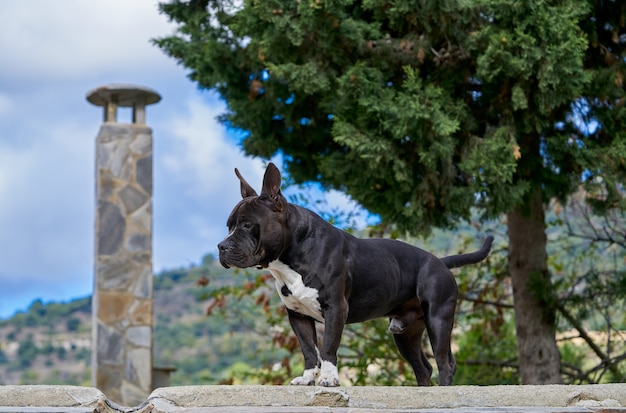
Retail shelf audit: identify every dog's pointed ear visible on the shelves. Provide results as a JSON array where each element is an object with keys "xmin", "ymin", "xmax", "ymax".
[
  {"xmin": 235, "ymin": 168, "xmax": 258, "ymax": 198},
  {"xmin": 261, "ymin": 163, "xmax": 286, "ymax": 211}
]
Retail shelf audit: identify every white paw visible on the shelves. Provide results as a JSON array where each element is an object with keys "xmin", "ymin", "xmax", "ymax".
[
  {"xmin": 317, "ymin": 360, "xmax": 339, "ymax": 387},
  {"xmin": 290, "ymin": 367, "xmax": 318, "ymax": 386}
]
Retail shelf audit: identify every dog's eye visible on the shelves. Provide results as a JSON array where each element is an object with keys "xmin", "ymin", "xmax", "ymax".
[{"xmin": 241, "ymin": 221, "xmax": 253, "ymax": 230}]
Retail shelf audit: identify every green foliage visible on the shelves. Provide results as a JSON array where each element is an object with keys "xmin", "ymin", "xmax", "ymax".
[
  {"xmin": 0, "ymin": 297, "xmax": 91, "ymax": 329},
  {"xmin": 151, "ymin": 259, "xmax": 297, "ymax": 385},
  {"xmin": 459, "ymin": 126, "xmax": 528, "ymax": 215},
  {"xmin": 341, "ymin": 318, "xmax": 416, "ymax": 385},
  {"xmin": 17, "ymin": 335, "xmax": 38, "ymax": 368},
  {"xmin": 449, "ymin": 223, "xmax": 520, "ymax": 384},
  {"xmin": 153, "ymin": 0, "xmax": 625, "ymax": 232},
  {"xmin": 66, "ymin": 317, "xmax": 81, "ymax": 332},
  {"xmin": 20, "ymin": 369, "xmax": 39, "ymax": 384},
  {"xmin": 454, "ymin": 315, "xmax": 519, "ymax": 385},
  {"xmin": 471, "ymin": 0, "xmax": 590, "ymax": 111}
]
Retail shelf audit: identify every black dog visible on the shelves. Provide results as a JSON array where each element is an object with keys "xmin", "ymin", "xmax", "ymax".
[{"xmin": 218, "ymin": 163, "xmax": 493, "ymax": 386}]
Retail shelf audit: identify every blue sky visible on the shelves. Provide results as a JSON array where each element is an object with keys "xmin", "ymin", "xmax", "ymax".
[{"xmin": 0, "ymin": 0, "xmax": 369, "ymax": 319}]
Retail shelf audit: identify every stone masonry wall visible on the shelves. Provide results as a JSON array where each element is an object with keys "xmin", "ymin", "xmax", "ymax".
[{"xmin": 93, "ymin": 122, "xmax": 153, "ymax": 405}]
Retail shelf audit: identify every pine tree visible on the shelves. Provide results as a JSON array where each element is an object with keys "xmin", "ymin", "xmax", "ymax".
[{"xmin": 154, "ymin": 0, "xmax": 626, "ymax": 384}]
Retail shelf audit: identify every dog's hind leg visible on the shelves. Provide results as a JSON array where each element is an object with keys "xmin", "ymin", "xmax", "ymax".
[
  {"xmin": 392, "ymin": 317, "xmax": 432, "ymax": 386},
  {"xmin": 424, "ymin": 298, "xmax": 457, "ymax": 386}
]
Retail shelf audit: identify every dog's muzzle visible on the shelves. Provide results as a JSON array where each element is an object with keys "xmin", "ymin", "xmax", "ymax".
[
  {"xmin": 217, "ymin": 239, "xmax": 233, "ymax": 268},
  {"xmin": 218, "ymin": 238, "xmax": 260, "ymax": 269}
]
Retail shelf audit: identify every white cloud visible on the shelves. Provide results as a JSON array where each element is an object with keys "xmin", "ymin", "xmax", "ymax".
[
  {"xmin": 0, "ymin": 0, "xmax": 177, "ymax": 83},
  {"xmin": 161, "ymin": 95, "xmax": 265, "ymax": 199},
  {"xmin": 0, "ymin": 120, "xmax": 93, "ymax": 279},
  {"xmin": 324, "ymin": 189, "xmax": 376, "ymax": 229},
  {"xmin": 153, "ymin": 94, "xmax": 269, "ymax": 270}
]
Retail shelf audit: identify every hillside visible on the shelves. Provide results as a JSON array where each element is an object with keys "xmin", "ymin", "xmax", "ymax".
[
  {"xmin": 0, "ymin": 254, "xmax": 290, "ymax": 386},
  {"xmin": 0, "ymin": 297, "xmax": 92, "ymax": 385}
]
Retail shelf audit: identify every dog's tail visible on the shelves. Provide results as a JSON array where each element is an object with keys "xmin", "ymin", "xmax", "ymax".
[{"xmin": 440, "ymin": 235, "xmax": 494, "ymax": 269}]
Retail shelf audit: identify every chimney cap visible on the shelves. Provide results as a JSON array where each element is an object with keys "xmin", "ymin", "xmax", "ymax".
[{"xmin": 86, "ymin": 84, "xmax": 161, "ymax": 107}]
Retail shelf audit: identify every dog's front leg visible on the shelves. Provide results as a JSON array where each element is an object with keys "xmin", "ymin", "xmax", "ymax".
[
  {"xmin": 317, "ymin": 297, "xmax": 348, "ymax": 387},
  {"xmin": 287, "ymin": 310, "xmax": 320, "ymax": 385}
]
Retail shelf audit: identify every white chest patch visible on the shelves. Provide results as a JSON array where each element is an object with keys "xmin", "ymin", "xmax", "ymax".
[{"xmin": 267, "ymin": 260, "xmax": 324, "ymax": 323}]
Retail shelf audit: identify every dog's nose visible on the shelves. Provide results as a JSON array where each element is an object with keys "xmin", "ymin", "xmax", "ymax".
[
  {"xmin": 217, "ymin": 241, "xmax": 231, "ymax": 269},
  {"xmin": 217, "ymin": 240, "xmax": 229, "ymax": 252}
]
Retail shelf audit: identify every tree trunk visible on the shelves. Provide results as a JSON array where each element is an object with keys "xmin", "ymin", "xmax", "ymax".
[{"xmin": 507, "ymin": 186, "xmax": 563, "ymax": 384}]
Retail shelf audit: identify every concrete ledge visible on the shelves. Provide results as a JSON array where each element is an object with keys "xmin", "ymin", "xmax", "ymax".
[
  {"xmin": 1, "ymin": 384, "xmax": 626, "ymax": 412},
  {"xmin": 149, "ymin": 384, "xmax": 626, "ymax": 411},
  {"xmin": 0, "ymin": 385, "xmax": 103, "ymax": 412}
]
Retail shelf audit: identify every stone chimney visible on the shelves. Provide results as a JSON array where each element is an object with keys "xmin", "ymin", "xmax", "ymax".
[{"xmin": 87, "ymin": 84, "xmax": 160, "ymax": 405}]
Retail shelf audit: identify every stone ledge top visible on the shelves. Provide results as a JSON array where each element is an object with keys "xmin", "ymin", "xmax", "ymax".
[
  {"xmin": 1, "ymin": 384, "xmax": 626, "ymax": 413},
  {"xmin": 86, "ymin": 84, "xmax": 161, "ymax": 107}
]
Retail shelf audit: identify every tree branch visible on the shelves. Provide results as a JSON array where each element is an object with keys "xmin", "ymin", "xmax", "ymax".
[
  {"xmin": 556, "ymin": 302, "xmax": 624, "ymax": 380},
  {"xmin": 459, "ymin": 293, "xmax": 514, "ymax": 309},
  {"xmin": 556, "ymin": 303, "xmax": 607, "ymax": 361}
]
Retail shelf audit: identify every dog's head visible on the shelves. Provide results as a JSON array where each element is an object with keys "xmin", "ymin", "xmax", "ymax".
[{"xmin": 217, "ymin": 162, "xmax": 289, "ymax": 269}]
